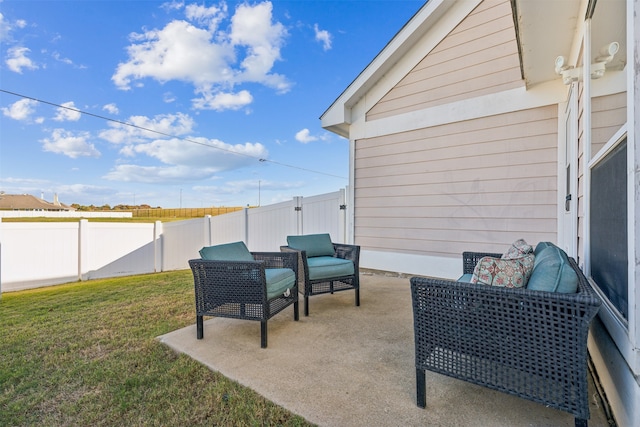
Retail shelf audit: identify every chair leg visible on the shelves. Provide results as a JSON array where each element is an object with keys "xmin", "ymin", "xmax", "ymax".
[
  {"xmin": 304, "ymin": 296, "xmax": 309, "ymax": 316},
  {"xmin": 575, "ymin": 418, "xmax": 588, "ymax": 427},
  {"xmin": 416, "ymin": 368, "xmax": 426, "ymax": 408},
  {"xmin": 196, "ymin": 315, "xmax": 204, "ymax": 340},
  {"xmin": 355, "ymin": 288, "xmax": 360, "ymax": 307},
  {"xmin": 294, "ymin": 301, "xmax": 299, "ymax": 321},
  {"xmin": 260, "ymin": 320, "xmax": 267, "ymax": 348}
]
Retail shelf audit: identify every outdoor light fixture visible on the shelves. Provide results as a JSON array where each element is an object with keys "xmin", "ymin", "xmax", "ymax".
[{"xmin": 555, "ymin": 42, "xmax": 619, "ymax": 85}]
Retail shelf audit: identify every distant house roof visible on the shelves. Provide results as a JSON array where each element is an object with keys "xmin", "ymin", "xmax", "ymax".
[{"xmin": 0, "ymin": 193, "xmax": 75, "ymax": 211}]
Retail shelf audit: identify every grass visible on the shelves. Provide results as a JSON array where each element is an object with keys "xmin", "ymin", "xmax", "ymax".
[{"xmin": 0, "ymin": 271, "xmax": 314, "ymax": 426}]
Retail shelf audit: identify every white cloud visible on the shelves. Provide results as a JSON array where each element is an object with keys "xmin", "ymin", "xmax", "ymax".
[
  {"xmin": 160, "ymin": 0, "xmax": 184, "ymax": 12},
  {"xmin": 192, "ymin": 89, "xmax": 253, "ymax": 111},
  {"xmin": 0, "ymin": 13, "xmax": 27, "ymax": 42},
  {"xmin": 295, "ymin": 128, "xmax": 332, "ymax": 144},
  {"xmin": 2, "ymin": 98, "xmax": 38, "ymax": 120},
  {"xmin": 185, "ymin": 2, "xmax": 227, "ymax": 30},
  {"xmin": 112, "ymin": 19, "xmax": 234, "ymax": 90},
  {"xmin": 111, "ymin": 1, "xmax": 290, "ymax": 111},
  {"xmin": 41, "ymin": 129, "xmax": 101, "ymax": 158},
  {"xmin": 194, "ymin": 179, "xmax": 303, "ymax": 195},
  {"xmin": 102, "ymin": 103, "xmax": 119, "ymax": 115},
  {"xmin": 5, "ymin": 46, "xmax": 38, "ymax": 73},
  {"xmin": 103, "ymin": 164, "xmax": 213, "ymax": 183},
  {"xmin": 130, "ymin": 136, "xmax": 267, "ymax": 170},
  {"xmin": 53, "ymin": 101, "xmax": 82, "ymax": 122},
  {"xmin": 98, "ymin": 112, "xmax": 195, "ymax": 144},
  {"xmin": 103, "ymin": 135, "xmax": 268, "ymax": 184},
  {"xmin": 314, "ymin": 24, "xmax": 332, "ymax": 51}
]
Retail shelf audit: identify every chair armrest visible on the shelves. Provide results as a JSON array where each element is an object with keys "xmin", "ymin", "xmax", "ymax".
[
  {"xmin": 333, "ymin": 243, "xmax": 360, "ymax": 264},
  {"xmin": 462, "ymin": 251, "xmax": 503, "ymax": 274},
  {"xmin": 189, "ymin": 259, "xmax": 270, "ymax": 305},
  {"xmin": 252, "ymin": 251, "xmax": 299, "ymax": 274}
]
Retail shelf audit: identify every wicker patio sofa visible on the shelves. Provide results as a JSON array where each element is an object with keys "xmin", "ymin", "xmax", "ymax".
[
  {"xmin": 280, "ymin": 233, "xmax": 360, "ymax": 316},
  {"xmin": 410, "ymin": 243, "xmax": 601, "ymax": 427},
  {"xmin": 189, "ymin": 242, "xmax": 299, "ymax": 348}
]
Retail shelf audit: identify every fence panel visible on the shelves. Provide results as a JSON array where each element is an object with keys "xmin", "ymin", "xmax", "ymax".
[
  {"xmin": 82, "ymin": 221, "xmax": 157, "ymax": 280},
  {"xmin": 247, "ymin": 199, "xmax": 299, "ymax": 252},
  {"xmin": 0, "ymin": 222, "xmax": 80, "ymax": 291},
  {"xmin": 209, "ymin": 209, "xmax": 248, "ymax": 245},
  {"xmin": 162, "ymin": 218, "xmax": 208, "ymax": 270},
  {"xmin": 300, "ymin": 189, "xmax": 346, "ymax": 242}
]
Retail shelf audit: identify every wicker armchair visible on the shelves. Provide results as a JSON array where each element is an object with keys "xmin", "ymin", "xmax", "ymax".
[
  {"xmin": 189, "ymin": 251, "xmax": 299, "ymax": 348},
  {"xmin": 410, "ymin": 251, "xmax": 601, "ymax": 427},
  {"xmin": 281, "ymin": 233, "xmax": 360, "ymax": 316}
]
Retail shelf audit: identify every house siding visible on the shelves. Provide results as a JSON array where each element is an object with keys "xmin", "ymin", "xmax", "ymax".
[
  {"xmin": 591, "ymin": 91, "xmax": 627, "ymax": 156},
  {"xmin": 354, "ymin": 105, "xmax": 558, "ymax": 258},
  {"xmin": 366, "ymin": 0, "xmax": 522, "ymax": 122},
  {"xmin": 576, "ymin": 90, "xmax": 627, "ymax": 258}
]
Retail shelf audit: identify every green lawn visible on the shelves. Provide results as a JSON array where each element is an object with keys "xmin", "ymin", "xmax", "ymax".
[{"xmin": 0, "ymin": 271, "xmax": 313, "ymax": 426}]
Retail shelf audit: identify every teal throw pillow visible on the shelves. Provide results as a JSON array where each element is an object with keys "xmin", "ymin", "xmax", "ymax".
[
  {"xmin": 199, "ymin": 241, "xmax": 254, "ymax": 261},
  {"xmin": 287, "ymin": 233, "xmax": 335, "ymax": 258},
  {"xmin": 527, "ymin": 245, "xmax": 578, "ymax": 293}
]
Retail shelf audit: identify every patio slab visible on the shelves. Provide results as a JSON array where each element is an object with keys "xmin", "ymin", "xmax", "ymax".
[{"xmin": 158, "ymin": 272, "xmax": 611, "ymax": 427}]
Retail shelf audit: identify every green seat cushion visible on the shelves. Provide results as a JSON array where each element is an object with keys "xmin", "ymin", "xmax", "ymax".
[
  {"xmin": 265, "ymin": 268, "xmax": 296, "ymax": 300},
  {"xmin": 287, "ymin": 233, "xmax": 335, "ymax": 258},
  {"xmin": 458, "ymin": 273, "xmax": 473, "ymax": 283},
  {"xmin": 307, "ymin": 256, "xmax": 354, "ymax": 281},
  {"xmin": 527, "ymin": 245, "xmax": 578, "ymax": 293},
  {"xmin": 199, "ymin": 241, "xmax": 254, "ymax": 262}
]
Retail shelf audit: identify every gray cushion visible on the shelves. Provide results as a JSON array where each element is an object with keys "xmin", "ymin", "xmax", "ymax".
[
  {"xmin": 199, "ymin": 241, "xmax": 254, "ymax": 262},
  {"xmin": 307, "ymin": 256, "xmax": 354, "ymax": 280},
  {"xmin": 265, "ymin": 268, "xmax": 295, "ymax": 300},
  {"xmin": 527, "ymin": 245, "xmax": 578, "ymax": 293},
  {"xmin": 287, "ymin": 233, "xmax": 335, "ymax": 258}
]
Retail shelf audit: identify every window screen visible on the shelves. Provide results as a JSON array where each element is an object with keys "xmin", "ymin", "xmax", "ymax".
[{"xmin": 590, "ymin": 139, "xmax": 628, "ymax": 319}]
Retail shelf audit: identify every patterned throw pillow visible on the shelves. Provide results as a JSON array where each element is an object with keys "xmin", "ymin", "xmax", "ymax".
[
  {"xmin": 502, "ymin": 239, "xmax": 534, "ymax": 259},
  {"xmin": 471, "ymin": 253, "xmax": 535, "ymax": 288}
]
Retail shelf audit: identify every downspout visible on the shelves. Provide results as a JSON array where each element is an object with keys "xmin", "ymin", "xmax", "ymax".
[{"xmin": 348, "ymin": 138, "xmax": 356, "ymax": 245}]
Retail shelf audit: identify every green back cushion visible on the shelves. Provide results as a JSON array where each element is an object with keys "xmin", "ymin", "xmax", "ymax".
[
  {"xmin": 534, "ymin": 241, "xmax": 555, "ymax": 256},
  {"xmin": 287, "ymin": 233, "xmax": 335, "ymax": 258},
  {"xmin": 527, "ymin": 245, "xmax": 578, "ymax": 293},
  {"xmin": 199, "ymin": 241, "xmax": 254, "ymax": 261}
]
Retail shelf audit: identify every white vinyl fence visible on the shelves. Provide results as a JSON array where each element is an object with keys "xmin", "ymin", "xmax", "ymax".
[{"xmin": 0, "ymin": 189, "xmax": 347, "ymax": 293}]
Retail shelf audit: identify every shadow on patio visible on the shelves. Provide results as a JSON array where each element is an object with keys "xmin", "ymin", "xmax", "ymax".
[{"xmin": 158, "ymin": 272, "xmax": 610, "ymax": 427}]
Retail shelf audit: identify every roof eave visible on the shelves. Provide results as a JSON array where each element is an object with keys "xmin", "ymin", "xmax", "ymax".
[{"xmin": 320, "ymin": 0, "xmax": 455, "ymax": 136}]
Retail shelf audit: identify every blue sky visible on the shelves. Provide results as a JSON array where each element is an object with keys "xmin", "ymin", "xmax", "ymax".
[{"xmin": 0, "ymin": 0, "xmax": 423, "ymax": 208}]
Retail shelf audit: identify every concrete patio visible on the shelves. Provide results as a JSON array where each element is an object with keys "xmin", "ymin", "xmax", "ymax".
[{"xmin": 158, "ymin": 272, "xmax": 611, "ymax": 427}]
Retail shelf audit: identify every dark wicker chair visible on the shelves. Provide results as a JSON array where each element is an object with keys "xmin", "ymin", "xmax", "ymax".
[
  {"xmin": 281, "ymin": 241, "xmax": 360, "ymax": 316},
  {"xmin": 410, "ymin": 251, "xmax": 601, "ymax": 427},
  {"xmin": 189, "ymin": 251, "xmax": 299, "ymax": 348}
]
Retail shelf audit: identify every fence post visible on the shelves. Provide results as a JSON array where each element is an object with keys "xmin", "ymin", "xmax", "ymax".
[
  {"xmin": 154, "ymin": 221, "xmax": 163, "ymax": 273},
  {"xmin": 339, "ymin": 188, "xmax": 347, "ymax": 244},
  {"xmin": 78, "ymin": 219, "xmax": 89, "ymax": 281},
  {"xmin": 242, "ymin": 208, "xmax": 249, "ymax": 246},
  {"xmin": 203, "ymin": 215, "xmax": 212, "ymax": 247},
  {"xmin": 294, "ymin": 196, "xmax": 303, "ymax": 235}
]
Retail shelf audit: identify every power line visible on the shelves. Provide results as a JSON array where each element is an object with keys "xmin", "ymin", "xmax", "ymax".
[{"xmin": 0, "ymin": 88, "xmax": 348, "ymax": 180}]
